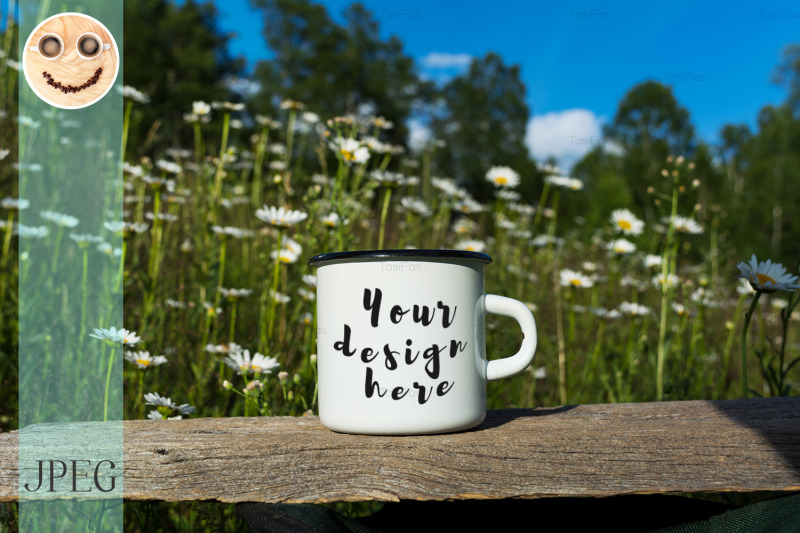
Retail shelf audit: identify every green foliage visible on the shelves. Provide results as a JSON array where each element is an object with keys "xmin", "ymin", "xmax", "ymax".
[
  {"xmin": 429, "ymin": 52, "xmax": 541, "ymax": 202},
  {"xmin": 248, "ymin": 0, "xmax": 432, "ymax": 147},
  {"xmin": 123, "ymin": 0, "xmax": 244, "ymax": 155}
]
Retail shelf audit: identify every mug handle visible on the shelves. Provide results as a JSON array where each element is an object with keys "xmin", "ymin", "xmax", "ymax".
[{"xmin": 484, "ymin": 294, "xmax": 537, "ymax": 380}]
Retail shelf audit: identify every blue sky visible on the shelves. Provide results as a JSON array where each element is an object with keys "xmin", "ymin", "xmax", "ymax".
[{"xmin": 198, "ymin": 0, "xmax": 796, "ymax": 169}]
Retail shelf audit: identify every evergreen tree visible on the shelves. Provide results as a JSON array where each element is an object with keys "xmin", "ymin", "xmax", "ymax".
[
  {"xmin": 248, "ymin": 0, "xmax": 430, "ymax": 146},
  {"xmin": 428, "ymin": 52, "xmax": 539, "ymax": 202},
  {"xmin": 123, "ymin": 0, "xmax": 244, "ymax": 154}
]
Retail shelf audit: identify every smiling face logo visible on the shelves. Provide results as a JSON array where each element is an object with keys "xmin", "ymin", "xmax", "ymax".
[{"xmin": 22, "ymin": 13, "xmax": 119, "ymax": 109}]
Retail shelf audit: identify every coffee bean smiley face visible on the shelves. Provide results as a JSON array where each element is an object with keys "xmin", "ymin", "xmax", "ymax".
[{"xmin": 23, "ymin": 13, "xmax": 119, "ymax": 109}]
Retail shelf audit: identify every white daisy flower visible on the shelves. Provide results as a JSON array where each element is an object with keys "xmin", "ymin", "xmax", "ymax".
[
  {"xmin": 123, "ymin": 162, "xmax": 144, "ymax": 177},
  {"xmin": 40, "ymin": 210, "xmax": 79, "ymax": 227},
  {"xmin": 486, "ymin": 166, "xmax": 520, "ymax": 188},
  {"xmin": 545, "ymin": 176, "xmax": 583, "ymax": 190},
  {"xmin": 14, "ymin": 224, "xmax": 49, "ymax": 238},
  {"xmin": 271, "ymin": 291, "xmax": 291, "ymax": 304},
  {"xmin": 124, "ymin": 350, "xmax": 168, "ymax": 369},
  {"xmin": 608, "ymin": 239, "xmax": 636, "ymax": 254},
  {"xmin": 145, "ymin": 212, "xmax": 178, "ymax": 223},
  {"xmin": 122, "ymin": 222, "xmax": 149, "ymax": 238},
  {"xmin": 298, "ymin": 288, "xmax": 315, "ymax": 301},
  {"xmin": 211, "ymin": 225, "xmax": 254, "ymax": 239},
  {"xmin": 271, "ymin": 248, "xmax": 300, "ymax": 264},
  {"xmin": 69, "ymin": 233, "xmax": 103, "ymax": 246},
  {"xmin": 144, "ymin": 392, "xmax": 195, "ymax": 416},
  {"xmin": 280, "ymin": 99, "xmax": 306, "ymax": 110},
  {"xmin": 301, "ymin": 111, "xmax": 319, "ymax": 123},
  {"xmin": 610, "ymin": 208, "xmax": 644, "ymax": 236},
  {"xmin": 156, "ymin": 160, "xmax": 182, "ymax": 175},
  {"xmin": 103, "ymin": 221, "xmax": 125, "ymax": 234},
  {"xmin": 667, "ymin": 215, "xmax": 703, "ymax": 234},
  {"xmin": 255, "ymin": 205, "xmax": 308, "ymax": 229},
  {"xmin": 255, "ymin": 115, "xmax": 281, "ymax": 128},
  {"xmin": 452, "ymin": 218, "xmax": 477, "ymax": 234},
  {"xmin": 736, "ymin": 278, "xmax": 758, "ymax": 296},
  {"xmin": 400, "ymin": 197, "xmax": 432, "ymax": 217},
  {"xmin": 371, "ymin": 116, "xmax": 394, "ymax": 129},
  {"xmin": 212, "ymin": 101, "xmax": 245, "ymax": 111},
  {"xmin": 370, "ymin": 170, "xmax": 412, "ymax": 188},
  {"xmin": 671, "ymin": 302, "xmax": 692, "ymax": 317},
  {"xmin": 321, "ymin": 212, "xmax": 346, "ymax": 228},
  {"xmin": 559, "ymin": 269, "xmax": 594, "ymax": 288},
  {"xmin": 590, "ymin": 307, "xmax": 622, "ymax": 320},
  {"xmin": 432, "ymin": 177, "xmax": 466, "ymax": 199},
  {"xmin": 498, "ymin": 190, "xmax": 522, "ymax": 202},
  {"xmin": 454, "ymin": 239, "xmax": 486, "ymax": 252},
  {"xmin": 644, "ymin": 254, "xmax": 662, "ymax": 269},
  {"xmin": 453, "ymin": 197, "xmax": 487, "ymax": 214},
  {"xmin": 205, "ymin": 342, "xmax": 241, "ymax": 355},
  {"xmin": 224, "ymin": 349, "xmax": 279, "ymax": 375},
  {"xmin": 218, "ymin": 287, "xmax": 253, "ymax": 300},
  {"xmin": 251, "ymin": 353, "xmax": 280, "ymax": 374},
  {"xmin": 89, "ymin": 327, "xmax": 141, "ymax": 346},
  {"xmin": 2, "ymin": 197, "xmax": 29, "ymax": 210},
  {"xmin": 737, "ymin": 254, "xmax": 800, "ymax": 293},
  {"xmin": 142, "ymin": 175, "xmax": 176, "ymax": 191},
  {"xmin": 652, "ymin": 273, "xmax": 679, "ymax": 289},
  {"xmin": 618, "ymin": 301, "xmax": 651, "ymax": 317},
  {"xmin": 329, "ymin": 137, "xmax": 370, "ymax": 165},
  {"xmin": 122, "ymin": 86, "xmax": 149, "ymax": 103},
  {"xmin": 193, "ymin": 101, "xmax": 211, "ymax": 116}
]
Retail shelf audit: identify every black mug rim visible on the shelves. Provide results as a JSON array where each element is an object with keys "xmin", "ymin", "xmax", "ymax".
[{"xmin": 308, "ymin": 249, "xmax": 492, "ymax": 266}]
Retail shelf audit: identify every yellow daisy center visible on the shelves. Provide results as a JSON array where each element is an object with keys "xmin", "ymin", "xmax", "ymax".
[
  {"xmin": 279, "ymin": 255, "xmax": 292, "ymax": 263},
  {"xmin": 756, "ymin": 273, "xmax": 776, "ymax": 285},
  {"xmin": 252, "ymin": 366, "xmax": 262, "ymax": 373},
  {"xmin": 495, "ymin": 176, "xmax": 508, "ymax": 185},
  {"xmin": 136, "ymin": 359, "xmax": 150, "ymax": 367},
  {"xmin": 340, "ymin": 149, "xmax": 355, "ymax": 161},
  {"xmin": 570, "ymin": 279, "xmax": 581, "ymax": 287},
  {"xmin": 618, "ymin": 220, "xmax": 632, "ymax": 230}
]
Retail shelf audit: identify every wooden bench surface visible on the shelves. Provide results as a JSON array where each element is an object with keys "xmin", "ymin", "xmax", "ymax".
[{"xmin": 2, "ymin": 397, "xmax": 799, "ymax": 503}]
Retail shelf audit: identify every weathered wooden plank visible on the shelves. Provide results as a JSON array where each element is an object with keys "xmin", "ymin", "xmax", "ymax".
[{"xmin": 1, "ymin": 397, "xmax": 799, "ymax": 503}]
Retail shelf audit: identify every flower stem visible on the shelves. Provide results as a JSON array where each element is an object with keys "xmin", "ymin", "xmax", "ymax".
[
  {"xmin": 266, "ymin": 229, "xmax": 283, "ymax": 342},
  {"xmin": 741, "ymin": 291, "xmax": 762, "ymax": 398},
  {"xmin": 378, "ymin": 187, "xmax": 393, "ymax": 250},
  {"xmin": 103, "ymin": 345, "xmax": 116, "ymax": 422},
  {"xmin": 121, "ymin": 99, "xmax": 133, "ymax": 162}
]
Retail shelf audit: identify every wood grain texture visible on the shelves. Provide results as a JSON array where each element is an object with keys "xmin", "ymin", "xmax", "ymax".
[
  {"xmin": 22, "ymin": 13, "xmax": 118, "ymax": 108},
  {"xmin": 1, "ymin": 397, "xmax": 799, "ymax": 503}
]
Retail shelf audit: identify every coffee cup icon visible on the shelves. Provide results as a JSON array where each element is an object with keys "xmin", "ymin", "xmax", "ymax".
[{"xmin": 22, "ymin": 12, "xmax": 119, "ymax": 109}]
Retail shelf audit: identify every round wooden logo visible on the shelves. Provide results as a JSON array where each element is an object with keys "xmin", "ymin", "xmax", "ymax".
[{"xmin": 22, "ymin": 13, "xmax": 119, "ymax": 109}]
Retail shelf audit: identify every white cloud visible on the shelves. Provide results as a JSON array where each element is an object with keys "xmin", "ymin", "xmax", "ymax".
[
  {"xmin": 525, "ymin": 109, "xmax": 606, "ymax": 172},
  {"xmin": 419, "ymin": 52, "xmax": 473, "ymax": 70},
  {"xmin": 224, "ymin": 76, "xmax": 261, "ymax": 98}
]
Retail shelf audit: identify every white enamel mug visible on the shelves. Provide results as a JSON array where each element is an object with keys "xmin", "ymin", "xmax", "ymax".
[{"xmin": 309, "ymin": 250, "xmax": 537, "ymax": 435}]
